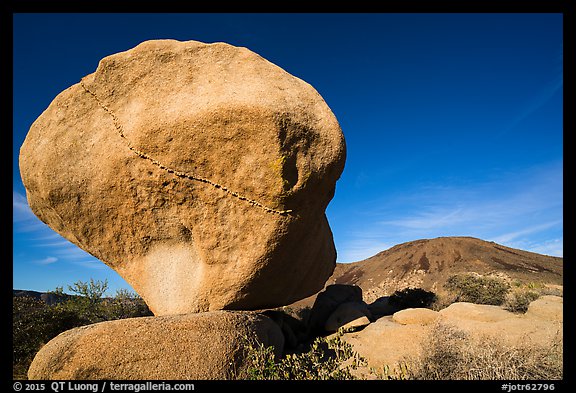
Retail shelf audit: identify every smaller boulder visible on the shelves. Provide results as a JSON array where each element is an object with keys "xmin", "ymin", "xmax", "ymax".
[
  {"xmin": 439, "ymin": 302, "xmax": 514, "ymax": 322},
  {"xmin": 325, "ymin": 301, "xmax": 372, "ymax": 332},
  {"xmin": 261, "ymin": 310, "xmax": 308, "ymax": 349},
  {"xmin": 525, "ymin": 295, "xmax": 563, "ymax": 322},
  {"xmin": 392, "ymin": 308, "xmax": 439, "ymax": 325},
  {"xmin": 340, "ymin": 317, "xmax": 429, "ymax": 371},
  {"xmin": 28, "ymin": 311, "xmax": 284, "ymax": 380},
  {"xmin": 307, "ymin": 284, "xmax": 363, "ymax": 334}
]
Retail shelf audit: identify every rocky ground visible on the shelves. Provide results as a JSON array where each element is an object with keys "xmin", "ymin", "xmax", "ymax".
[
  {"xmin": 18, "ymin": 37, "xmax": 563, "ymax": 380},
  {"xmin": 337, "ymin": 295, "xmax": 563, "ymax": 378}
]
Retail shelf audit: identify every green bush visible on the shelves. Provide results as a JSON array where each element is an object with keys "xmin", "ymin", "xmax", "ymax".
[
  {"xmin": 238, "ymin": 329, "xmax": 367, "ymax": 380},
  {"xmin": 13, "ymin": 296, "xmax": 85, "ymax": 379},
  {"xmin": 444, "ymin": 274, "xmax": 510, "ymax": 305},
  {"xmin": 13, "ymin": 279, "xmax": 152, "ymax": 379},
  {"xmin": 504, "ymin": 289, "xmax": 540, "ymax": 313}
]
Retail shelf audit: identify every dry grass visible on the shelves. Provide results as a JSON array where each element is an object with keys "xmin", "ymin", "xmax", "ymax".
[
  {"xmin": 239, "ymin": 320, "xmax": 562, "ymax": 380},
  {"xmin": 405, "ymin": 322, "xmax": 563, "ymax": 380}
]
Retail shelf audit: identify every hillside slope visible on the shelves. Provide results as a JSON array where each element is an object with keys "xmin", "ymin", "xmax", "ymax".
[{"xmin": 292, "ymin": 236, "xmax": 562, "ymax": 306}]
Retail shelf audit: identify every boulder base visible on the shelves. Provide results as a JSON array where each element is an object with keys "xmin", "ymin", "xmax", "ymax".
[{"xmin": 28, "ymin": 311, "xmax": 284, "ymax": 380}]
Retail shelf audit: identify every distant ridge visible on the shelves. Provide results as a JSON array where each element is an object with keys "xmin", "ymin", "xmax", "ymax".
[
  {"xmin": 292, "ymin": 236, "xmax": 562, "ymax": 306},
  {"xmin": 12, "ymin": 289, "xmax": 71, "ymax": 305}
]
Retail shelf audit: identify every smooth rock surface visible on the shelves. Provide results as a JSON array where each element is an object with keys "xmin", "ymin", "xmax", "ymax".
[
  {"xmin": 392, "ymin": 308, "xmax": 439, "ymax": 325},
  {"xmin": 19, "ymin": 39, "xmax": 346, "ymax": 315},
  {"xmin": 342, "ymin": 316, "xmax": 429, "ymax": 371},
  {"xmin": 438, "ymin": 302, "xmax": 515, "ymax": 322},
  {"xmin": 28, "ymin": 311, "xmax": 284, "ymax": 380},
  {"xmin": 525, "ymin": 295, "xmax": 563, "ymax": 322}
]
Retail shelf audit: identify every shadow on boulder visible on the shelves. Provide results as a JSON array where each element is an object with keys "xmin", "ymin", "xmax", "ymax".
[
  {"xmin": 368, "ymin": 288, "xmax": 437, "ymax": 320},
  {"xmin": 306, "ymin": 284, "xmax": 363, "ymax": 336},
  {"xmin": 261, "ymin": 310, "xmax": 309, "ymax": 350},
  {"xmin": 324, "ymin": 301, "xmax": 372, "ymax": 332}
]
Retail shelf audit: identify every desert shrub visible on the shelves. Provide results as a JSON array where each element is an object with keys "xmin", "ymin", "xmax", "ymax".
[
  {"xmin": 430, "ymin": 292, "xmax": 459, "ymax": 311},
  {"xmin": 52, "ymin": 280, "xmax": 151, "ymax": 324},
  {"xmin": 13, "ymin": 279, "xmax": 152, "ymax": 379},
  {"xmin": 239, "ymin": 329, "xmax": 366, "ymax": 380},
  {"xmin": 13, "ymin": 296, "xmax": 85, "ymax": 379},
  {"xmin": 369, "ymin": 363, "xmax": 411, "ymax": 380},
  {"xmin": 406, "ymin": 322, "xmax": 469, "ymax": 380},
  {"xmin": 444, "ymin": 274, "xmax": 510, "ymax": 305},
  {"xmin": 504, "ymin": 288, "xmax": 540, "ymax": 313},
  {"xmin": 540, "ymin": 286, "xmax": 563, "ymax": 297},
  {"xmin": 61, "ymin": 279, "xmax": 112, "ymax": 324},
  {"xmin": 389, "ymin": 288, "xmax": 437, "ymax": 309},
  {"xmin": 102, "ymin": 289, "xmax": 152, "ymax": 321},
  {"xmin": 238, "ymin": 321, "xmax": 562, "ymax": 380},
  {"xmin": 406, "ymin": 322, "xmax": 563, "ymax": 380}
]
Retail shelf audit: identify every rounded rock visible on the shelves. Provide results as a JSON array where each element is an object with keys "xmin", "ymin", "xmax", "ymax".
[
  {"xmin": 19, "ymin": 39, "xmax": 346, "ymax": 315},
  {"xmin": 392, "ymin": 308, "xmax": 440, "ymax": 325},
  {"xmin": 27, "ymin": 311, "xmax": 284, "ymax": 380}
]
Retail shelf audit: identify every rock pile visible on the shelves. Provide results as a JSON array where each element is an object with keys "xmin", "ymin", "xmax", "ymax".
[
  {"xmin": 22, "ymin": 39, "xmax": 345, "ymax": 379},
  {"xmin": 340, "ymin": 296, "xmax": 563, "ymax": 375},
  {"xmin": 286, "ymin": 285, "xmax": 563, "ymax": 379}
]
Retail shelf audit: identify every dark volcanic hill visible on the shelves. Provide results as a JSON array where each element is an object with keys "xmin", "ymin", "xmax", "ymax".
[
  {"xmin": 291, "ymin": 236, "xmax": 563, "ymax": 307},
  {"xmin": 12, "ymin": 289, "xmax": 71, "ymax": 305}
]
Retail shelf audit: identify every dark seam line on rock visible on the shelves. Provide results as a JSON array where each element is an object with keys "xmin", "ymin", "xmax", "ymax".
[{"xmin": 80, "ymin": 79, "xmax": 293, "ymax": 216}]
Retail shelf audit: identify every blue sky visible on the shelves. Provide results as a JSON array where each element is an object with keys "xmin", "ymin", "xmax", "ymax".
[{"xmin": 13, "ymin": 13, "xmax": 563, "ymax": 295}]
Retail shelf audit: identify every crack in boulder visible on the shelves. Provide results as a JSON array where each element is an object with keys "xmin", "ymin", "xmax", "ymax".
[{"xmin": 80, "ymin": 79, "xmax": 293, "ymax": 216}]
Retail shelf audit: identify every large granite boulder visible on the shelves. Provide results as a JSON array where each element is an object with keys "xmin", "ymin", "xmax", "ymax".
[
  {"xmin": 19, "ymin": 39, "xmax": 346, "ymax": 315},
  {"xmin": 28, "ymin": 311, "xmax": 284, "ymax": 380}
]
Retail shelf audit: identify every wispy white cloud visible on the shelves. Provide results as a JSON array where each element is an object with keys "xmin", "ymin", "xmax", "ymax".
[
  {"xmin": 334, "ymin": 161, "xmax": 563, "ymax": 261},
  {"xmin": 72, "ymin": 260, "xmax": 108, "ymax": 270},
  {"xmin": 524, "ymin": 238, "xmax": 563, "ymax": 257},
  {"xmin": 337, "ymin": 239, "xmax": 393, "ymax": 263},
  {"xmin": 13, "ymin": 191, "xmax": 49, "ymax": 232},
  {"xmin": 13, "ymin": 190, "xmax": 104, "ymax": 267},
  {"xmin": 495, "ymin": 74, "xmax": 562, "ymax": 139},
  {"xmin": 491, "ymin": 220, "xmax": 562, "ymax": 244},
  {"xmin": 35, "ymin": 256, "xmax": 58, "ymax": 265},
  {"xmin": 33, "ymin": 240, "xmax": 76, "ymax": 248},
  {"xmin": 13, "ymin": 191, "xmax": 33, "ymax": 222}
]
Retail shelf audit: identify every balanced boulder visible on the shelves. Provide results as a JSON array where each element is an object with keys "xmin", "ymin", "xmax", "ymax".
[
  {"xmin": 28, "ymin": 311, "xmax": 284, "ymax": 380},
  {"xmin": 19, "ymin": 39, "xmax": 346, "ymax": 315}
]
